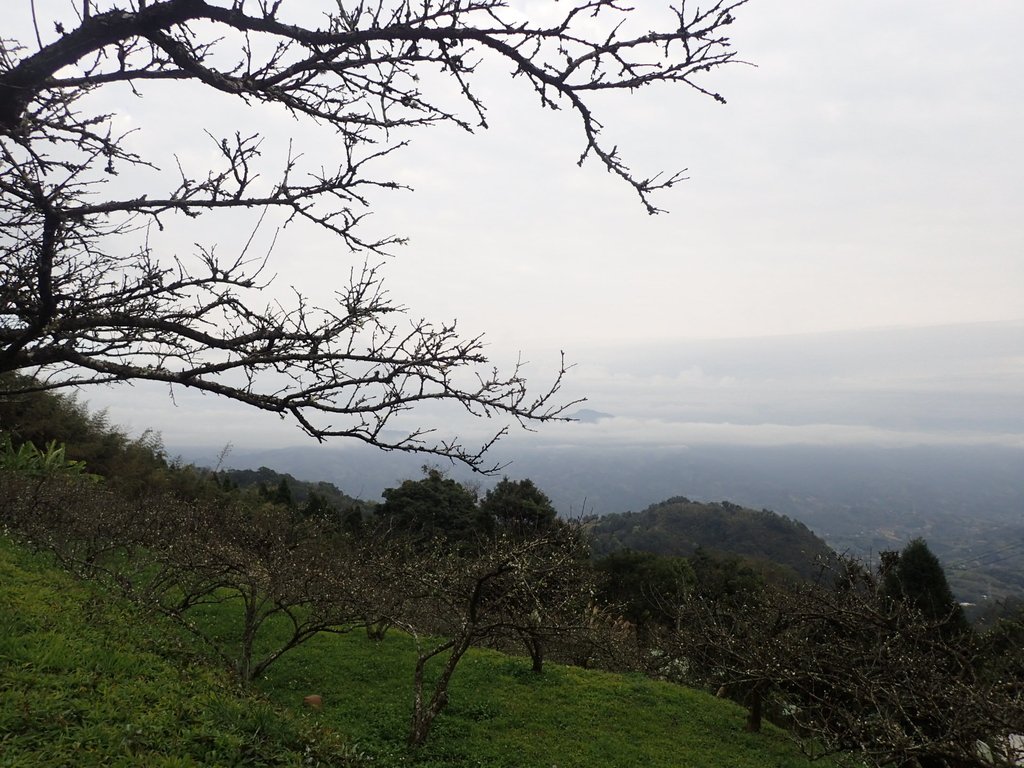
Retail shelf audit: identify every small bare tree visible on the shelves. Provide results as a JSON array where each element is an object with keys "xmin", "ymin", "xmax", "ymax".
[
  {"xmin": 0, "ymin": 462, "xmax": 395, "ymax": 683},
  {"xmin": 0, "ymin": 0, "xmax": 746, "ymax": 468},
  {"xmin": 668, "ymin": 557, "xmax": 1024, "ymax": 767},
  {"xmin": 145, "ymin": 499, "xmax": 384, "ymax": 683},
  {"xmin": 395, "ymin": 525, "xmax": 593, "ymax": 747}
]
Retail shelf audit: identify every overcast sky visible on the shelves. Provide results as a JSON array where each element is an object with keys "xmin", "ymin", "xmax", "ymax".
[
  {"xmin": 15, "ymin": 1, "xmax": 1024, "ymax": 455},
  {"xmin": 367, "ymin": 0, "xmax": 1024, "ymax": 347}
]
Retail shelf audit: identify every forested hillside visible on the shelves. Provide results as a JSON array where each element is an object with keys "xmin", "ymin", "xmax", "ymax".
[
  {"xmin": 587, "ymin": 497, "xmax": 835, "ymax": 580},
  {"xmin": 219, "ymin": 465, "xmax": 369, "ymax": 518},
  {"xmin": 192, "ymin": 440, "xmax": 1024, "ymax": 606}
]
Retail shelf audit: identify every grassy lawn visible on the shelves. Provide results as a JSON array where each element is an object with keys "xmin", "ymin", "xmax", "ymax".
[
  {"xmin": 255, "ymin": 629, "xmax": 820, "ymax": 768},
  {"xmin": 1, "ymin": 535, "xmax": 828, "ymax": 767}
]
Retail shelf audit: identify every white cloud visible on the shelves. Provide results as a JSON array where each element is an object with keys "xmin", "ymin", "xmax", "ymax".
[{"xmin": 539, "ymin": 417, "xmax": 1024, "ymax": 450}]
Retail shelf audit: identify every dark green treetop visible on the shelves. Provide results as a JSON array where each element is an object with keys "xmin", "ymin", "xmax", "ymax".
[
  {"xmin": 479, "ymin": 477, "xmax": 558, "ymax": 535},
  {"xmin": 378, "ymin": 468, "xmax": 486, "ymax": 543},
  {"xmin": 881, "ymin": 538, "xmax": 968, "ymax": 634}
]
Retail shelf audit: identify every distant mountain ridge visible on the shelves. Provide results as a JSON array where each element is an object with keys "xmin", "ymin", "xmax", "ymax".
[
  {"xmin": 219, "ymin": 465, "xmax": 366, "ymax": 513},
  {"xmin": 175, "ymin": 441, "xmax": 1024, "ymax": 604},
  {"xmin": 587, "ymin": 496, "xmax": 836, "ymax": 580}
]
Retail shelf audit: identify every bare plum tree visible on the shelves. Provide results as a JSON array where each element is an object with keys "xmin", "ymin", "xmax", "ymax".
[{"xmin": 0, "ymin": 0, "xmax": 746, "ymax": 468}]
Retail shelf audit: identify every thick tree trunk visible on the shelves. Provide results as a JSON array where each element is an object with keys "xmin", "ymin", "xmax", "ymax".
[
  {"xmin": 525, "ymin": 634, "xmax": 544, "ymax": 673},
  {"xmin": 744, "ymin": 682, "xmax": 766, "ymax": 733}
]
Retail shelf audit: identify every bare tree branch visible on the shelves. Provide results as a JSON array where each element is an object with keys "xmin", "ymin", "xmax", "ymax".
[{"xmin": 1, "ymin": 0, "xmax": 746, "ymax": 468}]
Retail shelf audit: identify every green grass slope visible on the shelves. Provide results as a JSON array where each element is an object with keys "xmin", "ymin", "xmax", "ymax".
[
  {"xmin": 259, "ymin": 632, "xmax": 822, "ymax": 768},
  {"xmin": 1, "ymin": 535, "xmax": 826, "ymax": 768},
  {"xmin": 0, "ymin": 537, "xmax": 354, "ymax": 767}
]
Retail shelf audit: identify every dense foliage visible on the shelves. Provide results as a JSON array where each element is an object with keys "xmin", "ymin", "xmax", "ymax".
[
  {"xmin": 480, "ymin": 478, "xmax": 559, "ymax": 535},
  {"xmin": 594, "ymin": 550, "xmax": 695, "ymax": 637},
  {"xmin": 881, "ymin": 537, "xmax": 969, "ymax": 635},
  {"xmin": 378, "ymin": 468, "xmax": 489, "ymax": 544}
]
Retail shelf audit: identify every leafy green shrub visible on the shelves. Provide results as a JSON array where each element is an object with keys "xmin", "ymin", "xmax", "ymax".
[{"xmin": 0, "ymin": 434, "xmax": 97, "ymax": 479}]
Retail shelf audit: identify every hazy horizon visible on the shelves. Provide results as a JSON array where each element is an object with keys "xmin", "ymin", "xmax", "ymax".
[{"xmin": 78, "ymin": 319, "xmax": 1024, "ymax": 458}]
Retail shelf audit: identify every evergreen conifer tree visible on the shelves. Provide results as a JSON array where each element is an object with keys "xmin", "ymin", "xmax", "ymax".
[{"xmin": 882, "ymin": 538, "xmax": 968, "ymax": 635}]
